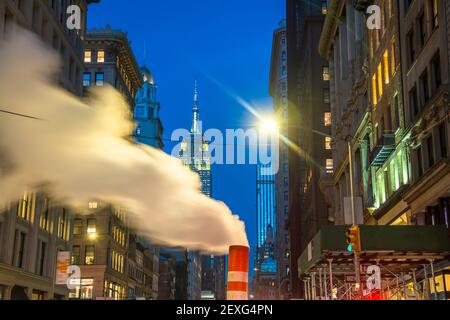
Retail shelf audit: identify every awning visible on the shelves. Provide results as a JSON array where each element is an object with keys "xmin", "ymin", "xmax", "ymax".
[{"xmin": 298, "ymin": 225, "xmax": 450, "ymax": 278}]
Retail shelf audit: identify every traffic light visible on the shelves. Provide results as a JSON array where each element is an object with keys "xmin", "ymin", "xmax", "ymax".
[{"xmin": 346, "ymin": 226, "xmax": 361, "ymax": 253}]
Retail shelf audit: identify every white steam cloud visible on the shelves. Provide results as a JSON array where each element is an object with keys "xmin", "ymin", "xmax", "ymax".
[{"xmin": 0, "ymin": 30, "xmax": 248, "ymax": 254}]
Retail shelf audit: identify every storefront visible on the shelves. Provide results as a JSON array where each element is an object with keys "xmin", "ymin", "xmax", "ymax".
[{"xmin": 298, "ymin": 225, "xmax": 450, "ymax": 300}]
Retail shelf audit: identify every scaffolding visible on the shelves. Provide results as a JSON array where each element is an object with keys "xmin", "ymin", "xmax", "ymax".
[{"xmin": 298, "ymin": 225, "xmax": 450, "ymax": 300}]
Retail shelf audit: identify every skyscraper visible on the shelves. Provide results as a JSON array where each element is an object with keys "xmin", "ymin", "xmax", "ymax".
[
  {"xmin": 269, "ymin": 19, "xmax": 291, "ymax": 300},
  {"xmin": 176, "ymin": 80, "xmax": 211, "ymax": 300},
  {"xmin": 179, "ymin": 80, "xmax": 212, "ymax": 197},
  {"xmin": 255, "ymin": 163, "xmax": 277, "ymax": 299},
  {"xmin": 286, "ymin": 0, "xmax": 331, "ymax": 298}
]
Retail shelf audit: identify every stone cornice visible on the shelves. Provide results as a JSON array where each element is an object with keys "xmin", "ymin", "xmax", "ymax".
[{"xmin": 318, "ymin": 0, "xmax": 346, "ymax": 59}]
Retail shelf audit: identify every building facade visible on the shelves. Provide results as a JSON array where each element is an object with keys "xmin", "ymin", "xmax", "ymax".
[
  {"xmin": 70, "ymin": 27, "xmax": 151, "ymax": 300},
  {"xmin": 158, "ymin": 252, "xmax": 176, "ymax": 300},
  {"xmin": 286, "ymin": 0, "xmax": 331, "ymax": 298},
  {"xmin": 269, "ymin": 19, "xmax": 291, "ymax": 300},
  {"xmin": 200, "ymin": 255, "xmax": 226, "ymax": 300},
  {"xmin": 0, "ymin": 0, "xmax": 99, "ymax": 300},
  {"xmin": 314, "ymin": 0, "xmax": 450, "ymax": 300},
  {"xmin": 254, "ymin": 164, "xmax": 277, "ymax": 299},
  {"xmin": 83, "ymin": 25, "xmax": 142, "ymax": 106}
]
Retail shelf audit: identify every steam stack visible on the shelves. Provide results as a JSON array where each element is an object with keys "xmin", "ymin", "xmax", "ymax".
[{"xmin": 227, "ymin": 245, "xmax": 249, "ymax": 300}]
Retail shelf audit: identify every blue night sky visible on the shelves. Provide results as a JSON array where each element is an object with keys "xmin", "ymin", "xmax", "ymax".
[{"xmin": 88, "ymin": 0, "xmax": 285, "ymax": 275}]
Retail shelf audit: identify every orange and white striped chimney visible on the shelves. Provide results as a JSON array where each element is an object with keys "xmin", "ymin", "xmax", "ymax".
[{"xmin": 227, "ymin": 245, "xmax": 249, "ymax": 300}]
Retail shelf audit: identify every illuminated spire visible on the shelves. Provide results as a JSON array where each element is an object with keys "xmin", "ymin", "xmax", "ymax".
[{"xmin": 191, "ymin": 78, "xmax": 201, "ymax": 134}]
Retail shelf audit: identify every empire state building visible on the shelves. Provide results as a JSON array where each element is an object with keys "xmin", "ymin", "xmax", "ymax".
[{"xmin": 178, "ymin": 80, "xmax": 212, "ymax": 197}]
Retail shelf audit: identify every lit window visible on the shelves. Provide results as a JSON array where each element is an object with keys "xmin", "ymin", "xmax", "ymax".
[
  {"xmin": 324, "ymin": 112, "xmax": 332, "ymax": 126},
  {"xmin": 88, "ymin": 202, "xmax": 98, "ymax": 209},
  {"xmin": 431, "ymin": 0, "xmax": 439, "ymax": 29},
  {"xmin": 97, "ymin": 50, "xmax": 105, "ymax": 63},
  {"xmin": 372, "ymin": 74, "xmax": 378, "ymax": 105},
  {"xmin": 326, "ymin": 159, "xmax": 334, "ymax": 174},
  {"xmin": 325, "ymin": 137, "xmax": 332, "ymax": 150},
  {"xmin": 83, "ymin": 73, "xmax": 91, "ymax": 87},
  {"xmin": 321, "ymin": 1, "xmax": 328, "ymax": 14},
  {"xmin": 84, "ymin": 50, "xmax": 92, "ymax": 63},
  {"xmin": 95, "ymin": 73, "xmax": 104, "ymax": 86},
  {"xmin": 87, "ymin": 219, "xmax": 96, "ymax": 236},
  {"xmin": 17, "ymin": 192, "xmax": 33, "ymax": 221},
  {"xmin": 322, "ymin": 66, "xmax": 330, "ymax": 81},
  {"xmin": 71, "ymin": 246, "xmax": 81, "ymax": 265},
  {"xmin": 390, "ymin": 39, "xmax": 396, "ymax": 75},
  {"xmin": 377, "ymin": 63, "xmax": 383, "ymax": 97},
  {"xmin": 85, "ymin": 246, "xmax": 95, "ymax": 265},
  {"xmin": 383, "ymin": 50, "xmax": 390, "ymax": 84}
]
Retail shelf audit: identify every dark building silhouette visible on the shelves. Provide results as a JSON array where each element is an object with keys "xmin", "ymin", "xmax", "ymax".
[{"xmin": 286, "ymin": 0, "xmax": 332, "ymax": 298}]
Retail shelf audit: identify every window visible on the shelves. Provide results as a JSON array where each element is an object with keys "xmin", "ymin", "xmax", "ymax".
[
  {"xmin": 325, "ymin": 137, "xmax": 332, "ymax": 150},
  {"xmin": 284, "ymin": 206, "xmax": 289, "ymax": 215},
  {"xmin": 38, "ymin": 242, "xmax": 46, "ymax": 276},
  {"xmin": 88, "ymin": 202, "xmax": 98, "ymax": 209},
  {"xmin": 418, "ymin": 13, "xmax": 426, "ymax": 49},
  {"xmin": 39, "ymin": 198, "xmax": 49, "ymax": 230},
  {"xmin": 71, "ymin": 246, "xmax": 81, "ymax": 265},
  {"xmin": 393, "ymin": 94, "xmax": 400, "ymax": 130},
  {"xmin": 97, "ymin": 50, "xmax": 105, "ymax": 63},
  {"xmin": 73, "ymin": 219, "xmax": 82, "ymax": 235},
  {"xmin": 322, "ymin": 66, "xmax": 330, "ymax": 81},
  {"xmin": 430, "ymin": 0, "xmax": 438, "ymax": 29},
  {"xmin": 390, "ymin": 39, "xmax": 397, "ymax": 75},
  {"xmin": 69, "ymin": 279, "xmax": 94, "ymax": 300},
  {"xmin": 407, "ymin": 30, "xmax": 415, "ymax": 66},
  {"xmin": 409, "ymin": 85, "xmax": 419, "ymax": 119},
  {"xmin": 17, "ymin": 192, "xmax": 33, "ymax": 221},
  {"xmin": 419, "ymin": 70, "xmax": 429, "ymax": 107},
  {"xmin": 323, "ymin": 88, "xmax": 330, "ymax": 104},
  {"xmin": 326, "ymin": 159, "xmax": 334, "ymax": 174},
  {"xmin": 427, "ymin": 135, "xmax": 435, "ymax": 168},
  {"xmin": 83, "ymin": 73, "xmax": 91, "ymax": 87},
  {"xmin": 32, "ymin": 291, "xmax": 44, "ymax": 301},
  {"xmin": 84, "ymin": 50, "xmax": 92, "ymax": 63},
  {"xmin": 111, "ymin": 250, "xmax": 124, "ymax": 273},
  {"xmin": 283, "ymin": 177, "xmax": 289, "ymax": 187},
  {"xmin": 14, "ymin": 231, "xmax": 26, "ymax": 268},
  {"xmin": 386, "ymin": 105, "xmax": 392, "ymax": 132},
  {"xmin": 87, "ymin": 219, "xmax": 96, "ymax": 237},
  {"xmin": 432, "ymin": 52, "xmax": 441, "ymax": 90},
  {"xmin": 95, "ymin": 73, "xmax": 104, "ymax": 86},
  {"xmin": 383, "ymin": 50, "xmax": 390, "ymax": 84},
  {"xmin": 372, "ymin": 74, "xmax": 378, "ymax": 105},
  {"xmin": 417, "ymin": 146, "xmax": 424, "ymax": 177},
  {"xmin": 134, "ymin": 106, "xmax": 146, "ymax": 119},
  {"xmin": 377, "ymin": 63, "xmax": 383, "ymax": 97},
  {"xmin": 405, "ymin": 0, "xmax": 413, "ymax": 11},
  {"xmin": 439, "ymin": 123, "xmax": 448, "ymax": 158},
  {"xmin": 85, "ymin": 246, "xmax": 95, "ymax": 265},
  {"xmin": 324, "ymin": 112, "xmax": 332, "ymax": 126},
  {"xmin": 284, "ymin": 191, "xmax": 289, "ymax": 201},
  {"xmin": 321, "ymin": 1, "xmax": 328, "ymax": 15},
  {"xmin": 58, "ymin": 209, "xmax": 67, "ymax": 240}
]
